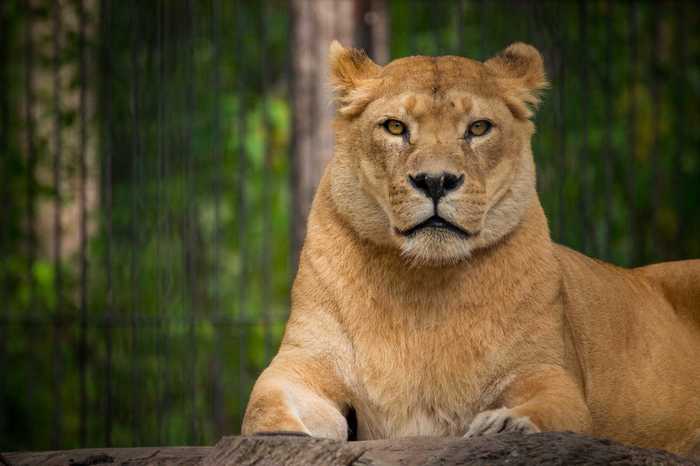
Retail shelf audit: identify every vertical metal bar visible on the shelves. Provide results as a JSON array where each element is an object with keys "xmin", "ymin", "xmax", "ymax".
[
  {"xmin": 129, "ymin": 0, "xmax": 142, "ymax": 446},
  {"xmin": 100, "ymin": 0, "xmax": 115, "ymax": 447},
  {"xmin": 555, "ymin": 2, "xmax": 566, "ymax": 243},
  {"xmin": 259, "ymin": 0, "xmax": 272, "ymax": 366},
  {"xmin": 649, "ymin": 6, "xmax": 662, "ymax": 261},
  {"xmin": 288, "ymin": 0, "xmax": 299, "ymax": 279},
  {"xmin": 164, "ymin": 0, "xmax": 174, "ymax": 444},
  {"xmin": 51, "ymin": 0, "xmax": 64, "ymax": 449},
  {"xmin": 184, "ymin": 0, "xmax": 199, "ymax": 443},
  {"xmin": 284, "ymin": 0, "xmax": 295, "ymax": 315},
  {"xmin": 524, "ymin": 0, "xmax": 544, "ymax": 195},
  {"xmin": 78, "ymin": 0, "xmax": 89, "ymax": 448},
  {"xmin": 408, "ymin": 0, "xmax": 417, "ymax": 54},
  {"xmin": 156, "ymin": 0, "xmax": 165, "ymax": 445},
  {"xmin": 153, "ymin": 0, "xmax": 166, "ymax": 445},
  {"xmin": 23, "ymin": 4, "xmax": 38, "ymax": 444},
  {"xmin": 602, "ymin": 0, "xmax": 614, "ymax": 261},
  {"xmin": 235, "ymin": 0, "xmax": 249, "ymax": 421},
  {"xmin": 211, "ymin": 0, "xmax": 225, "ymax": 438},
  {"xmin": 478, "ymin": 0, "xmax": 486, "ymax": 60},
  {"xmin": 0, "ymin": 0, "xmax": 8, "ymax": 445},
  {"xmin": 626, "ymin": 2, "xmax": 640, "ymax": 266},
  {"xmin": 428, "ymin": 0, "xmax": 441, "ymax": 54},
  {"xmin": 672, "ymin": 1, "xmax": 687, "ymax": 257},
  {"xmin": 523, "ymin": 0, "xmax": 533, "ymax": 45},
  {"xmin": 456, "ymin": 0, "xmax": 465, "ymax": 55},
  {"xmin": 578, "ymin": 0, "xmax": 592, "ymax": 255},
  {"xmin": 24, "ymin": 0, "xmax": 37, "ymax": 314},
  {"xmin": 142, "ymin": 7, "xmax": 156, "ymax": 446}
]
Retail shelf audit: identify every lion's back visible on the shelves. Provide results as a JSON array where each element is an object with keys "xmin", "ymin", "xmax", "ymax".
[
  {"xmin": 554, "ymin": 245, "xmax": 700, "ymax": 452},
  {"xmin": 634, "ymin": 259, "xmax": 700, "ymax": 331}
]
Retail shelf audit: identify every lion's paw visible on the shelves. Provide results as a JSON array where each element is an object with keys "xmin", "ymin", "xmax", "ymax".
[{"xmin": 464, "ymin": 407, "xmax": 539, "ymax": 438}]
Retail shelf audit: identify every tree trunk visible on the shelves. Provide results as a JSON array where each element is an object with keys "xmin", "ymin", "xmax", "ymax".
[
  {"xmin": 289, "ymin": 0, "xmax": 388, "ymax": 267},
  {"xmin": 356, "ymin": 0, "xmax": 390, "ymax": 65}
]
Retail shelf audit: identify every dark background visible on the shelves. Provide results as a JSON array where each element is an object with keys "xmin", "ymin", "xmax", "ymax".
[{"xmin": 1, "ymin": 0, "xmax": 699, "ymax": 451}]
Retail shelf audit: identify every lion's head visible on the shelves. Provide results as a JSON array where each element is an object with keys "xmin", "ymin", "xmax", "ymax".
[{"xmin": 327, "ymin": 42, "xmax": 548, "ymax": 266}]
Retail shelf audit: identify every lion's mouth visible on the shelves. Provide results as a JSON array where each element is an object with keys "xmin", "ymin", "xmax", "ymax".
[{"xmin": 396, "ymin": 215, "xmax": 473, "ymax": 238}]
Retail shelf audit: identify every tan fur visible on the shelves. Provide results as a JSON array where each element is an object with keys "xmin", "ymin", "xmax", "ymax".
[{"xmin": 242, "ymin": 42, "xmax": 700, "ymax": 458}]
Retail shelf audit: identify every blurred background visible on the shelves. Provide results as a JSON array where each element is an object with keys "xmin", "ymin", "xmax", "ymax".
[{"xmin": 1, "ymin": 0, "xmax": 700, "ymax": 451}]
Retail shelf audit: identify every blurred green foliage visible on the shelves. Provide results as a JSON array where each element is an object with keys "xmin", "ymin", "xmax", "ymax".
[{"xmin": 0, "ymin": 0, "xmax": 699, "ymax": 451}]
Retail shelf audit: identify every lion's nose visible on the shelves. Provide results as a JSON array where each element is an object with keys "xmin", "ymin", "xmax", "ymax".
[{"xmin": 409, "ymin": 172, "xmax": 464, "ymax": 202}]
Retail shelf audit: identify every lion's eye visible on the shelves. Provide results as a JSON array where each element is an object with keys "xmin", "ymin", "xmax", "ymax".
[
  {"xmin": 383, "ymin": 119, "xmax": 407, "ymax": 136},
  {"xmin": 467, "ymin": 120, "xmax": 492, "ymax": 137}
]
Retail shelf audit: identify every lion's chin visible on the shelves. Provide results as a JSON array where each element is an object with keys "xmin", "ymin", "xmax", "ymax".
[{"xmin": 398, "ymin": 229, "xmax": 475, "ymax": 267}]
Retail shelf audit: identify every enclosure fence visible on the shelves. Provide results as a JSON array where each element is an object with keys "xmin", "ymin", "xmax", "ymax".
[{"xmin": 1, "ymin": 0, "xmax": 699, "ymax": 451}]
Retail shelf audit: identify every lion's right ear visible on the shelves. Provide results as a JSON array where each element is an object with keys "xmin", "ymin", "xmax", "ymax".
[
  {"xmin": 328, "ymin": 41, "xmax": 381, "ymax": 117},
  {"xmin": 484, "ymin": 43, "xmax": 549, "ymax": 119}
]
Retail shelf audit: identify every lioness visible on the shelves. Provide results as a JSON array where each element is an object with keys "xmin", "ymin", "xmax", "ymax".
[{"xmin": 242, "ymin": 42, "xmax": 700, "ymax": 458}]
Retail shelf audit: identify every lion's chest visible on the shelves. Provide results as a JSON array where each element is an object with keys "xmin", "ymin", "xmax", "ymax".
[{"xmin": 346, "ymin": 304, "xmax": 505, "ymax": 439}]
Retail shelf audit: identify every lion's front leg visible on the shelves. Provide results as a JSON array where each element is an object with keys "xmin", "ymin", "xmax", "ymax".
[
  {"xmin": 242, "ymin": 352, "xmax": 350, "ymax": 440},
  {"xmin": 465, "ymin": 364, "xmax": 591, "ymax": 438}
]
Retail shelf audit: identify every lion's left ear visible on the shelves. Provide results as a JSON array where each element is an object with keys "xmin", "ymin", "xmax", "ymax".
[
  {"xmin": 484, "ymin": 43, "xmax": 549, "ymax": 119},
  {"xmin": 328, "ymin": 41, "xmax": 381, "ymax": 117}
]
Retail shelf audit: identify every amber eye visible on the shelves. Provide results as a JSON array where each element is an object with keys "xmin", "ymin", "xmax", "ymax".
[
  {"xmin": 383, "ymin": 119, "xmax": 407, "ymax": 136},
  {"xmin": 467, "ymin": 120, "xmax": 493, "ymax": 137}
]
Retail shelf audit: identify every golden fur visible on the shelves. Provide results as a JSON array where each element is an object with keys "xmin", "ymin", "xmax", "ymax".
[{"xmin": 242, "ymin": 42, "xmax": 700, "ymax": 458}]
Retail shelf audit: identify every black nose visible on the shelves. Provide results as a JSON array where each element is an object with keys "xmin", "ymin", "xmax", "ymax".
[{"xmin": 409, "ymin": 172, "xmax": 464, "ymax": 202}]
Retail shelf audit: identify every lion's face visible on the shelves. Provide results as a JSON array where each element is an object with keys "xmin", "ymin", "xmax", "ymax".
[{"xmin": 328, "ymin": 43, "xmax": 548, "ymax": 265}]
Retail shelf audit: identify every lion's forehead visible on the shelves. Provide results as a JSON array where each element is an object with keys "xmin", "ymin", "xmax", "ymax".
[
  {"xmin": 377, "ymin": 55, "xmax": 503, "ymax": 98},
  {"xmin": 368, "ymin": 91, "xmax": 501, "ymax": 125}
]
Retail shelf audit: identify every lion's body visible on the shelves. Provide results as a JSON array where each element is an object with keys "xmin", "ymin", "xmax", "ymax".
[
  {"xmin": 557, "ymin": 248, "xmax": 700, "ymax": 454},
  {"xmin": 242, "ymin": 42, "xmax": 700, "ymax": 458}
]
